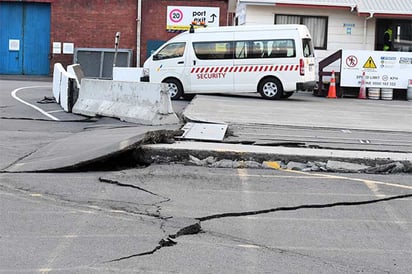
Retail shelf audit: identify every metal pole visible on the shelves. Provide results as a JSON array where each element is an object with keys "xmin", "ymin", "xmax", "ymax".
[
  {"xmin": 136, "ymin": 0, "xmax": 142, "ymax": 66},
  {"xmin": 113, "ymin": 31, "xmax": 121, "ymax": 67}
]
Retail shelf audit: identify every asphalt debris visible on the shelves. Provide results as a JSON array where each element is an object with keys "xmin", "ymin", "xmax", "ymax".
[{"xmin": 186, "ymin": 155, "xmax": 412, "ymax": 174}]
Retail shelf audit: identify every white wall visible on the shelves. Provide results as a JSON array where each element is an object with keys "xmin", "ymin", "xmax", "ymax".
[{"xmin": 242, "ymin": 5, "xmax": 376, "ymax": 63}]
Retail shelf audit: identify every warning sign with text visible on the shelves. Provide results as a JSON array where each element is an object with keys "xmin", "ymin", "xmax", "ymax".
[
  {"xmin": 341, "ymin": 50, "xmax": 412, "ymax": 89},
  {"xmin": 166, "ymin": 6, "xmax": 220, "ymax": 31}
]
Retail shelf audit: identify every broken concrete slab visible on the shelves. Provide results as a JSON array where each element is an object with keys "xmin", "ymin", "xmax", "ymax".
[
  {"xmin": 141, "ymin": 141, "xmax": 412, "ymax": 167},
  {"xmin": 326, "ymin": 160, "xmax": 370, "ymax": 173},
  {"xmin": 364, "ymin": 161, "xmax": 412, "ymax": 174},
  {"xmin": 286, "ymin": 161, "xmax": 308, "ymax": 171},
  {"xmin": 3, "ymin": 125, "xmax": 181, "ymax": 173}
]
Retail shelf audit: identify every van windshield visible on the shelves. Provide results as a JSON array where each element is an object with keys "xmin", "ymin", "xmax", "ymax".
[
  {"xmin": 302, "ymin": 38, "xmax": 314, "ymax": 57},
  {"xmin": 154, "ymin": 42, "xmax": 186, "ymax": 60}
]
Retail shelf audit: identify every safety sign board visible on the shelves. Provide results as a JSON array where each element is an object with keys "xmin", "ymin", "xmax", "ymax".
[
  {"xmin": 341, "ymin": 50, "xmax": 412, "ymax": 89},
  {"xmin": 166, "ymin": 6, "xmax": 220, "ymax": 31}
]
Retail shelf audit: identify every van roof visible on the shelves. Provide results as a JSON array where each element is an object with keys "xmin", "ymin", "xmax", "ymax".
[
  {"xmin": 192, "ymin": 24, "xmax": 309, "ymax": 33},
  {"xmin": 165, "ymin": 24, "xmax": 312, "ymax": 44}
]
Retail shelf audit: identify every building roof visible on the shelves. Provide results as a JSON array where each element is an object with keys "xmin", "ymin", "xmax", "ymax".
[
  {"xmin": 233, "ymin": 0, "xmax": 412, "ymax": 17},
  {"xmin": 357, "ymin": 0, "xmax": 412, "ymax": 18}
]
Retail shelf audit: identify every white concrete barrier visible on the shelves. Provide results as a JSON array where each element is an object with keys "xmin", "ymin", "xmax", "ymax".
[
  {"xmin": 52, "ymin": 63, "xmax": 83, "ymax": 112},
  {"xmin": 52, "ymin": 63, "xmax": 63, "ymax": 103},
  {"xmin": 67, "ymin": 64, "xmax": 84, "ymax": 88},
  {"xmin": 113, "ymin": 67, "xmax": 143, "ymax": 81},
  {"xmin": 72, "ymin": 79, "xmax": 179, "ymax": 125}
]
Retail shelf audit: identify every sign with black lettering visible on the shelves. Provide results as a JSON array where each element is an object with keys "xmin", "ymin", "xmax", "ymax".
[
  {"xmin": 341, "ymin": 50, "xmax": 412, "ymax": 89},
  {"xmin": 167, "ymin": 6, "xmax": 220, "ymax": 31}
]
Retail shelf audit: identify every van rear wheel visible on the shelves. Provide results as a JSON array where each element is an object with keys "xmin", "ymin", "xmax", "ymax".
[
  {"xmin": 162, "ymin": 78, "xmax": 183, "ymax": 100},
  {"xmin": 258, "ymin": 77, "xmax": 283, "ymax": 100}
]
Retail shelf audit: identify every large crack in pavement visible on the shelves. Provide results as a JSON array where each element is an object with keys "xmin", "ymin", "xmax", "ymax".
[
  {"xmin": 97, "ymin": 177, "xmax": 202, "ymax": 263},
  {"xmin": 98, "ymin": 177, "xmax": 166, "ymax": 198},
  {"xmin": 196, "ymin": 193, "xmax": 412, "ymax": 221},
  {"xmin": 105, "ymin": 222, "xmax": 202, "ymax": 263},
  {"xmin": 3, "ymin": 171, "xmax": 410, "ymax": 267},
  {"xmin": 104, "ymin": 175, "xmax": 412, "ymax": 262},
  {"xmin": 98, "ymin": 177, "xmax": 171, "ymax": 219},
  {"xmin": 1, "ymin": 149, "xmax": 39, "ymax": 172}
]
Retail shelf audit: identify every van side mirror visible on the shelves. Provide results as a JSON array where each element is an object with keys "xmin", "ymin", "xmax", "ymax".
[{"xmin": 153, "ymin": 54, "xmax": 159, "ymax": 61}]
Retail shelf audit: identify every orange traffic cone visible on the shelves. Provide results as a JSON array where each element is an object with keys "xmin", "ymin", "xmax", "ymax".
[
  {"xmin": 358, "ymin": 71, "xmax": 367, "ymax": 99},
  {"xmin": 327, "ymin": 70, "xmax": 337, "ymax": 98}
]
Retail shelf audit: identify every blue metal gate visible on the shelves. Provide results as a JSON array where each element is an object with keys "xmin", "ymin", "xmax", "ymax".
[{"xmin": 0, "ymin": 2, "xmax": 51, "ymax": 75}]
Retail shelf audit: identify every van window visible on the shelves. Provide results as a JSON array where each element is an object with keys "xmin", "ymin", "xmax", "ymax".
[
  {"xmin": 235, "ymin": 39, "xmax": 296, "ymax": 59},
  {"xmin": 154, "ymin": 42, "xmax": 185, "ymax": 60},
  {"xmin": 193, "ymin": 41, "xmax": 233, "ymax": 60},
  {"xmin": 194, "ymin": 39, "xmax": 296, "ymax": 60},
  {"xmin": 267, "ymin": 40, "xmax": 296, "ymax": 58},
  {"xmin": 302, "ymin": 39, "xmax": 314, "ymax": 57}
]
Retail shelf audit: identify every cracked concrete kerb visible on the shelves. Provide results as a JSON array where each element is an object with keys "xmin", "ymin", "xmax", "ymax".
[{"xmin": 139, "ymin": 141, "xmax": 412, "ymax": 174}]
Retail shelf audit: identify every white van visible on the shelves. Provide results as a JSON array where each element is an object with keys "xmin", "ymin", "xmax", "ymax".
[{"xmin": 142, "ymin": 24, "xmax": 316, "ymax": 100}]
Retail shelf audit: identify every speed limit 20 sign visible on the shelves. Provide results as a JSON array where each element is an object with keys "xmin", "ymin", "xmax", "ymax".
[{"xmin": 169, "ymin": 8, "xmax": 183, "ymax": 23}]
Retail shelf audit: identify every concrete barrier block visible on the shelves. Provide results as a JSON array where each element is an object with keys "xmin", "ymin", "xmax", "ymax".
[
  {"xmin": 72, "ymin": 79, "xmax": 179, "ymax": 125},
  {"xmin": 52, "ymin": 63, "xmax": 76, "ymax": 112},
  {"xmin": 59, "ymin": 75, "xmax": 69, "ymax": 112},
  {"xmin": 67, "ymin": 64, "xmax": 84, "ymax": 89},
  {"xmin": 113, "ymin": 67, "xmax": 143, "ymax": 81},
  {"xmin": 52, "ymin": 63, "xmax": 64, "ymax": 103}
]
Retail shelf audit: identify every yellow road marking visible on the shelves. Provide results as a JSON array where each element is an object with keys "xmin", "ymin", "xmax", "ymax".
[{"xmin": 264, "ymin": 161, "xmax": 412, "ymax": 191}]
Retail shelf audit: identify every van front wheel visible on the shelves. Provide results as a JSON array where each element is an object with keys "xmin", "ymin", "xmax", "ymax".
[
  {"xmin": 163, "ymin": 78, "xmax": 183, "ymax": 100},
  {"xmin": 258, "ymin": 77, "xmax": 283, "ymax": 100}
]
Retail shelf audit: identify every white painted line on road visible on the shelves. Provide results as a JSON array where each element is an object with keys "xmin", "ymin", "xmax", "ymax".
[
  {"xmin": 47, "ymin": 109, "xmax": 65, "ymax": 114},
  {"xmin": 272, "ymin": 167, "xmax": 412, "ymax": 191},
  {"xmin": 11, "ymin": 86, "xmax": 60, "ymax": 121},
  {"xmin": 237, "ymin": 244, "xmax": 261, "ymax": 249}
]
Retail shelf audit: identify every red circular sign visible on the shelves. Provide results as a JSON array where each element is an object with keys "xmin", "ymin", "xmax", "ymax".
[
  {"xmin": 346, "ymin": 55, "xmax": 358, "ymax": 67},
  {"xmin": 169, "ymin": 9, "xmax": 183, "ymax": 23}
]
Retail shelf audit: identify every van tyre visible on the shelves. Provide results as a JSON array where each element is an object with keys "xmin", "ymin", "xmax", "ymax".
[
  {"xmin": 259, "ymin": 77, "xmax": 283, "ymax": 100},
  {"xmin": 163, "ymin": 78, "xmax": 183, "ymax": 100}
]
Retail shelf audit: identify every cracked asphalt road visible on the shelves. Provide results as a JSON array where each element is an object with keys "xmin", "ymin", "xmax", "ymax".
[{"xmin": 1, "ymin": 165, "xmax": 412, "ymax": 273}]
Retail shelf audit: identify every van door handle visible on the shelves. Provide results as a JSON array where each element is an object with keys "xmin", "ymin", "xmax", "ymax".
[
  {"xmin": 178, "ymin": 61, "xmax": 184, "ymax": 64},
  {"xmin": 193, "ymin": 60, "xmax": 196, "ymax": 66}
]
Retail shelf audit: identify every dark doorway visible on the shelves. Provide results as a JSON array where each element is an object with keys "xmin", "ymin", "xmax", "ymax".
[{"xmin": 375, "ymin": 19, "xmax": 412, "ymax": 52}]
